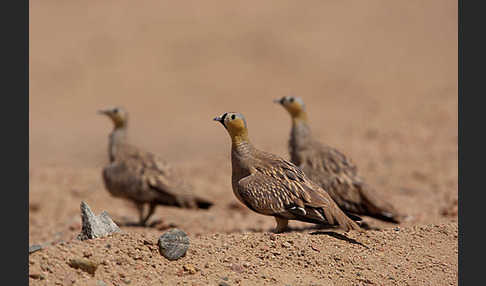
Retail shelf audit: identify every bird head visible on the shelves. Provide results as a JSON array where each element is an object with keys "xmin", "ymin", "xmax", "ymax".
[
  {"xmin": 274, "ymin": 96, "xmax": 306, "ymax": 119},
  {"xmin": 213, "ymin": 112, "xmax": 249, "ymax": 142},
  {"xmin": 98, "ymin": 107, "xmax": 128, "ymax": 129}
]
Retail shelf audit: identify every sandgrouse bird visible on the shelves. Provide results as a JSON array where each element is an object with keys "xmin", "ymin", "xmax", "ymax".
[
  {"xmin": 213, "ymin": 112, "xmax": 361, "ymax": 233},
  {"xmin": 99, "ymin": 107, "xmax": 213, "ymax": 226},
  {"xmin": 274, "ymin": 96, "xmax": 404, "ymax": 223}
]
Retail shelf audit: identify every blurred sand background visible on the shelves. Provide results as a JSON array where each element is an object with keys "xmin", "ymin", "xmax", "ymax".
[
  {"xmin": 29, "ymin": 1, "xmax": 458, "ymax": 285},
  {"xmin": 30, "ymin": 0, "xmax": 457, "ymax": 168}
]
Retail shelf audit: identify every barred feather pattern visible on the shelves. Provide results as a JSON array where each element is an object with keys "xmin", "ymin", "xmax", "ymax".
[
  {"xmin": 102, "ymin": 128, "xmax": 212, "ymax": 209},
  {"xmin": 289, "ymin": 121, "xmax": 402, "ymax": 223},
  {"xmin": 231, "ymin": 140, "xmax": 361, "ymax": 232}
]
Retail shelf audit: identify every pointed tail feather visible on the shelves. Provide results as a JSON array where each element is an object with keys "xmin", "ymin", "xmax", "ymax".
[
  {"xmin": 359, "ymin": 183, "xmax": 404, "ymax": 224},
  {"xmin": 318, "ymin": 205, "xmax": 362, "ymax": 232},
  {"xmin": 195, "ymin": 198, "xmax": 213, "ymax": 209},
  {"xmin": 344, "ymin": 211, "xmax": 363, "ymax": 222},
  {"xmin": 165, "ymin": 195, "xmax": 214, "ymax": 209},
  {"xmin": 368, "ymin": 211, "xmax": 402, "ymax": 224}
]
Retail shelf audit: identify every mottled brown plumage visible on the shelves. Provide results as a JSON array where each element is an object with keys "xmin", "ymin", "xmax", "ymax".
[
  {"xmin": 275, "ymin": 96, "xmax": 404, "ymax": 223},
  {"xmin": 99, "ymin": 107, "xmax": 212, "ymax": 226},
  {"xmin": 214, "ymin": 112, "xmax": 361, "ymax": 233}
]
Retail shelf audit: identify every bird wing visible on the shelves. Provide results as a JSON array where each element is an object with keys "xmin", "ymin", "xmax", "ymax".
[
  {"xmin": 297, "ymin": 141, "xmax": 363, "ymax": 202},
  {"xmin": 102, "ymin": 160, "xmax": 144, "ymax": 200},
  {"xmin": 309, "ymin": 142, "xmax": 359, "ymax": 177},
  {"xmin": 237, "ymin": 154, "xmax": 360, "ymax": 230},
  {"xmin": 109, "ymin": 144, "xmax": 194, "ymax": 205},
  {"xmin": 301, "ymin": 142, "xmax": 402, "ymax": 222}
]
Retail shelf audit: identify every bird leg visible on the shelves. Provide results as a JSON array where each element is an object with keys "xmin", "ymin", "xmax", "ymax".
[
  {"xmin": 135, "ymin": 202, "xmax": 146, "ymax": 226},
  {"xmin": 140, "ymin": 202, "xmax": 157, "ymax": 226},
  {"xmin": 274, "ymin": 217, "xmax": 289, "ymax": 233}
]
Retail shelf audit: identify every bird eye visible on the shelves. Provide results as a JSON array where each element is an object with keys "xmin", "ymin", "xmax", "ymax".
[
  {"xmin": 289, "ymin": 97, "xmax": 294, "ymax": 103},
  {"xmin": 113, "ymin": 108, "xmax": 119, "ymax": 113},
  {"xmin": 231, "ymin": 114, "xmax": 236, "ymax": 120}
]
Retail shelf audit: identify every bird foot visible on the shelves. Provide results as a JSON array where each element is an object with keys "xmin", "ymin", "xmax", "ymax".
[{"xmin": 147, "ymin": 219, "xmax": 164, "ymax": 228}]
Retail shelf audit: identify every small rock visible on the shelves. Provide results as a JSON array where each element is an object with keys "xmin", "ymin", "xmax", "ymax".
[
  {"xmin": 310, "ymin": 244, "xmax": 320, "ymax": 252},
  {"xmin": 67, "ymin": 258, "xmax": 99, "ymax": 276},
  {"xmin": 97, "ymin": 281, "xmax": 107, "ymax": 286},
  {"xmin": 29, "ymin": 244, "xmax": 43, "ymax": 254},
  {"xmin": 29, "ymin": 273, "xmax": 45, "ymax": 280},
  {"xmin": 77, "ymin": 201, "xmax": 121, "ymax": 241},
  {"xmin": 158, "ymin": 229, "xmax": 189, "ymax": 261},
  {"xmin": 219, "ymin": 282, "xmax": 230, "ymax": 286},
  {"xmin": 183, "ymin": 264, "xmax": 197, "ymax": 274},
  {"xmin": 231, "ymin": 263, "xmax": 244, "ymax": 273},
  {"xmin": 143, "ymin": 239, "xmax": 153, "ymax": 245},
  {"xmin": 282, "ymin": 242, "xmax": 292, "ymax": 248}
]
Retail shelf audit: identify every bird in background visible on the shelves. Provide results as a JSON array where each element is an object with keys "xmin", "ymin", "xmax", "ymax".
[
  {"xmin": 98, "ymin": 107, "xmax": 213, "ymax": 226},
  {"xmin": 213, "ymin": 112, "xmax": 362, "ymax": 233},
  {"xmin": 274, "ymin": 96, "xmax": 405, "ymax": 224}
]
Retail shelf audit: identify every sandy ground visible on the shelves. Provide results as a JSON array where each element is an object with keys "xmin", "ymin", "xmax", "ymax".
[{"xmin": 29, "ymin": 0, "xmax": 458, "ymax": 285}]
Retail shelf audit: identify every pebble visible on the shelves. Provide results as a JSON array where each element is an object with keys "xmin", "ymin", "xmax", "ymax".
[
  {"xmin": 282, "ymin": 242, "xmax": 292, "ymax": 248},
  {"xmin": 29, "ymin": 244, "xmax": 43, "ymax": 255},
  {"xmin": 67, "ymin": 258, "xmax": 99, "ymax": 276},
  {"xmin": 158, "ymin": 229, "xmax": 190, "ymax": 261},
  {"xmin": 29, "ymin": 273, "xmax": 45, "ymax": 280},
  {"xmin": 143, "ymin": 239, "xmax": 153, "ymax": 245},
  {"xmin": 231, "ymin": 263, "xmax": 244, "ymax": 273},
  {"xmin": 183, "ymin": 264, "xmax": 197, "ymax": 274}
]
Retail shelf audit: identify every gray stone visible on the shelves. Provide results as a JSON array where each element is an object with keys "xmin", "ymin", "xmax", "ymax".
[
  {"xmin": 29, "ymin": 244, "xmax": 42, "ymax": 254},
  {"xmin": 77, "ymin": 201, "xmax": 121, "ymax": 241},
  {"xmin": 158, "ymin": 228, "xmax": 189, "ymax": 261}
]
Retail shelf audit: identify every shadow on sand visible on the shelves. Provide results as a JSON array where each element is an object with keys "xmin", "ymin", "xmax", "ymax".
[{"xmin": 310, "ymin": 231, "xmax": 368, "ymax": 248}]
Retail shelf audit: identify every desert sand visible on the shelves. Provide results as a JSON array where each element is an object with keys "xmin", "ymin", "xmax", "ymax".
[{"xmin": 29, "ymin": 1, "xmax": 457, "ymax": 285}]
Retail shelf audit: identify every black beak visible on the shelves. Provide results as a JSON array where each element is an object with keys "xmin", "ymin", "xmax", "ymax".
[
  {"xmin": 213, "ymin": 114, "xmax": 227, "ymax": 127},
  {"xmin": 98, "ymin": 109, "xmax": 110, "ymax": 115},
  {"xmin": 273, "ymin": 98, "xmax": 284, "ymax": 105}
]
